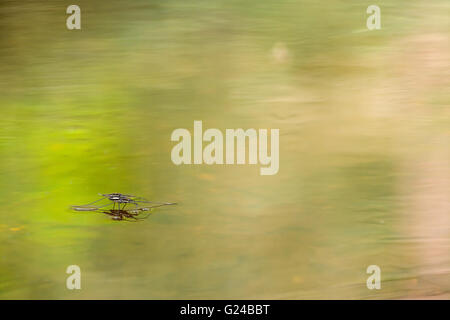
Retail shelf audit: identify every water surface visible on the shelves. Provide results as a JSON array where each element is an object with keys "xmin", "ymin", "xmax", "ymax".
[{"xmin": 0, "ymin": 0, "xmax": 449, "ymax": 299}]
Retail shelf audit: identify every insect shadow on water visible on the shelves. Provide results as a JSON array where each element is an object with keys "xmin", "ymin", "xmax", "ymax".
[{"xmin": 71, "ymin": 193, "xmax": 177, "ymax": 221}]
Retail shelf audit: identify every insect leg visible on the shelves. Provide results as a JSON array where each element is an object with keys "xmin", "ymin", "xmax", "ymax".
[
  {"xmin": 72, "ymin": 202, "xmax": 111, "ymax": 211},
  {"xmin": 77, "ymin": 197, "xmax": 107, "ymax": 206}
]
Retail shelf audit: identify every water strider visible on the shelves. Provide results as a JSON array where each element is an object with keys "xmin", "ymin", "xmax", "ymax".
[{"xmin": 71, "ymin": 193, "xmax": 177, "ymax": 221}]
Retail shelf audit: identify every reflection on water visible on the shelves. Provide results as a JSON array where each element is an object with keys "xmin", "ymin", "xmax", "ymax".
[{"xmin": 0, "ymin": 0, "xmax": 448, "ymax": 299}]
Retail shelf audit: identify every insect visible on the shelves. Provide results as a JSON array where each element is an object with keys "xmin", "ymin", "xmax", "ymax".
[{"xmin": 71, "ymin": 193, "xmax": 176, "ymax": 221}]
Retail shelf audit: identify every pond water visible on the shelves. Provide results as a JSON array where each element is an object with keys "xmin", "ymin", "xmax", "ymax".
[{"xmin": 0, "ymin": 0, "xmax": 448, "ymax": 299}]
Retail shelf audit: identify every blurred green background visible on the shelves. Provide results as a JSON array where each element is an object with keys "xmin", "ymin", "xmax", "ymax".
[{"xmin": 0, "ymin": 0, "xmax": 448, "ymax": 299}]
